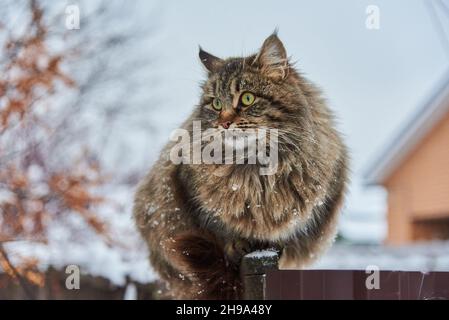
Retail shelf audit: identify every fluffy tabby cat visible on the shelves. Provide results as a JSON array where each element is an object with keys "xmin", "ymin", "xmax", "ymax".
[{"xmin": 133, "ymin": 32, "xmax": 349, "ymax": 299}]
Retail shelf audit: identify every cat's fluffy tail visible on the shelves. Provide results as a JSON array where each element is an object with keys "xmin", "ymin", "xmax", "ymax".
[{"xmin": 166, "ymin": 231, "xmax": 241, "ymax": 299}]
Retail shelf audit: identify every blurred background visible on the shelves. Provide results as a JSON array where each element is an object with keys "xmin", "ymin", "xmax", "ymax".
[{"xmin": 1, "ymin": 0, "xmax": 449, "ymax": 299}]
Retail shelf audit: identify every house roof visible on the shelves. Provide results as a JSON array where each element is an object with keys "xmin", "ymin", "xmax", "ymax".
[{"xmin": 365, "ymin": 70, "xmax": 449, "ymax": 185}]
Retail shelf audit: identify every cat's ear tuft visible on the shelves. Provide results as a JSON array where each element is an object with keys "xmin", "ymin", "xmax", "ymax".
[
  {"xmin": 199, "ymin": 46, "xmax": 224, "ymax": 73},
  {"xmin": 255, "ymin": 32, "xmax": 289, "ymax": 81}
]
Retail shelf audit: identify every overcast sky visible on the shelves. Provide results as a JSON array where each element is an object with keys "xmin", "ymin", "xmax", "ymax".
[{"xmin": 142, "ymin": 0, "xmax": 449, "ymax": 217}]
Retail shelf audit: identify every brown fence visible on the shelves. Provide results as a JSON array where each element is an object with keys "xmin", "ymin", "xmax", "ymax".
[
  {"xmin": 0, "ymin": 268, "xmax": 158, "ymax": 300},
  {"xmin": 3, "ymin": 255, "xmax": 449, "ymax": 300},
  {"xmin": 240, "ymin": 253, "xmax": 449, "ymax": 300}
]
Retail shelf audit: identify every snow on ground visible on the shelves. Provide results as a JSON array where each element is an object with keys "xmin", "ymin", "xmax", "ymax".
[
  {"xmin": 312, "ymin": 241, "xmax": 449, "ymax": 272},
  {"xmin": 4, "ymin": 184, "xmax": 156, "ymax": 286}
]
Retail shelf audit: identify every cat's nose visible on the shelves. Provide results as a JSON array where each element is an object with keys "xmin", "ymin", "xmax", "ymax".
[
  {"xmin": 218, "ymin": 111, "xmax": 236, "ymax": 129},
  {"xmin": 220, "ymin": 121, "xmax": 232, "ymax": 129}
]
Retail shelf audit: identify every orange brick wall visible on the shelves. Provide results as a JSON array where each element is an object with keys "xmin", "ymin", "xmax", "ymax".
[{"xmin": 384, "ymin": 109, "xmax": 449, "ymax": 244}]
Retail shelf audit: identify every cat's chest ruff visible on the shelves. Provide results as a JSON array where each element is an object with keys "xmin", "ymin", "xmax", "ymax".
[{"xmin": 193, "ymin": 167, "xmax": 320, "ymax": 241}]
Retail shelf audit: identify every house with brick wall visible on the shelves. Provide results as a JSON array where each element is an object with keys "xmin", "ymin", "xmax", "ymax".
[{"xmin": 366, "ymin": 72, "xmax": 449, "ymax": 245}]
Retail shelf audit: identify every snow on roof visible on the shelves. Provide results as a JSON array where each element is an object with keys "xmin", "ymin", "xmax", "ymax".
[{"xmin": 364, "ymin": 70, "xmax": 449, "ymax": 185}]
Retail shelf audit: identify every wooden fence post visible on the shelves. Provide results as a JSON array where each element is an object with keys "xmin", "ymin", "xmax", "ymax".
[{"xmin": 240, "ymin": 250, "xmax": 279, "ymax": 300}]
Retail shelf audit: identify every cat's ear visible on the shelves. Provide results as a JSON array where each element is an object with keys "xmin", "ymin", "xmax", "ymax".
[
  {"xmin": 255, "ymin": 32, "xmax": 289, "ymax": 80},
  {"xmin": 199, "ymin": 47, "xmax": 224, "ymax": 73}
]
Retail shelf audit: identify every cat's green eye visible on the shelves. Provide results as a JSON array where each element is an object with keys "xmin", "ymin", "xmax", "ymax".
[
  {"xmin": 241, "ymin": 92, "xmax": 255, "ymax": 106},
  {"xmin": 212, "ymin": 98, "xmax": 222, "ymax": 111}
]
